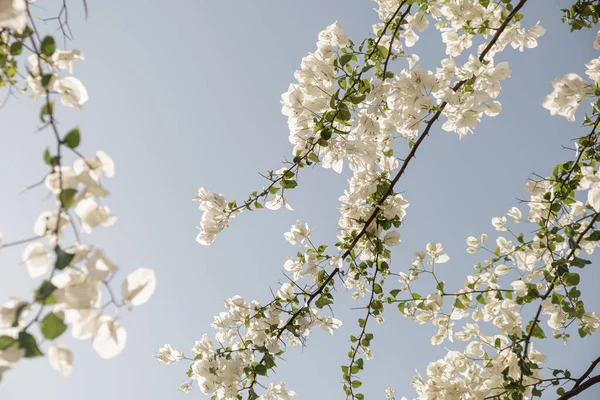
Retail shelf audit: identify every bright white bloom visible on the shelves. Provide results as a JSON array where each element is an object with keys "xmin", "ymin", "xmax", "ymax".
[
  {"xmin": 383, "ymin": 231, "xmax": 401, "ymax": 247},
  {"xmin": 283, "ymin": 220, "xmax": 311, "ymax": 246},
  {"xmin": 121, "ymin": 268, "xmax": 156, "ymax": 306},
  {"xmin": 52, "ymin": 49, "xmax": 85, "ymax": 73},
  {"xmin": 0, "ymin": 0, "xmax": 26, "ymax": 31},
  {"xmin": 92, "ymin": 318, "xmax": 127, "ymax": 359},
  {"xmin": 74, "ymin": 198, "xmax": 117, "ymax": 233},
  {"xmin": 491, "ymin": 216, "xmax": 507, "ymax": 231},
  {"xmin": 21, "ymin": 243, "xmax": 50, "ymax": 278},
  {"xmin": 53, "ymin": 77, "xmax": 89, "ymax": 109},
  {"xmin": 48, "ymin": 345, "xmax": 74, "ymax": 377},
  {"xmin": 542, "ymin": 73, "xmax": 590, "ymax": 121},
  {"xmin": 155, "ymin": 344, "xmax": 184, "ymax": 364},
  {"xmin": 178, "ymin": 383, "xmax": 193, "ymax": 393},
  {"xmin": 511, "ymin": 280, "xmax": 527, "ymax": 297},
  {"xmin": 277, "ymin": 282, "xmax": 294, "ymax": 300}
]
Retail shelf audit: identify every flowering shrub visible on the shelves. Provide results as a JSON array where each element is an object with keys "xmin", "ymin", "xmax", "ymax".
[{"xmin": 0, "ymin": 0, "xmax": 155, "ymax": 380}]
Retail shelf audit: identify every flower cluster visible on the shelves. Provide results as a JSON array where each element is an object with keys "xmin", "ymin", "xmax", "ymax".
[{"xmin": 0, "ymin": 1, "xmax": 156, "ymax": 383}]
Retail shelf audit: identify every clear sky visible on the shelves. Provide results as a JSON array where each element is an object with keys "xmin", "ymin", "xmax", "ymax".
[{"xmin": 0, "ymin": 1, "xmax": 599, "ymax": 399}]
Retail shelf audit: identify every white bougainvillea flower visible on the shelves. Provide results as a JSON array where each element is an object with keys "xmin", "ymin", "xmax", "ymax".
[
  {"xmin": 73, "ymin": 151, "xmax": 115, "ymax": 181},
  {"xmin": 92, "ymin": 317, "xmax": 127, "ymax": 359},
  {"xmin": 383, "ymin": 231, "xmax": 401, "ymax": 247},
  {"xmin": 84, "ymin": 249, "xmax": 118, "ymax": 281},
  {"xmin": 265, "ymin": 194, "xmax": 293, "ymax": 211},
  {"xmin": 0, "ymin": 348, "xmax": 24, "ymax": 374},
  {"xmin": 178, "ymin": 383, "xmax": 193, "ymax": 393},
  {"xmin": 48, "ymin": 344, "xmax": 74, "ymax": 377},
  {"xmin": 121, "ymin": 268, "xmax": 156, "ymax": 306},
  {"xmin": 0, "ymin": 0, "xmax": 26, "ymax": 31},
  {"xmin": 588, "ymin": 186, "xmax": 600, "ymax": 213},
  {"xmin": 74, "ymin": 198, "xmax": 117, "ymax": 233},
  {"xmin": 594, "ymin": 30, "xmax": 600, "ymax": 51},
  {"xmin": 542, "ymin": 73, "xmax": 590, "ymax": 121},
  {"xmin": 70, "ymin": 309, "xmax": 101, "ymax": 340},
  {"xmin": 0, "ymin": 298, "xmax": 29, "ymax": 329},
  {"xmin": 53, "ymin": 77, "xmax": 89, "ymax": 109},
  {"xmin": 34, "ymin": 211, "xmax": 70, "ymax": 245},
  {"xmin": 283, "ymin": 220, "xmax": 311, "ymax": 246},
  {"xmin": 155, "ymin": 344, "xmax": 184, "ymax": 364},
  {"xmin": 21, "ymin": 243, "xmax": 50, "ymax": 278},
  {"xmin": 52, "ymin": 49, "xmax": 85, "ymax": 73},
  {"xmin": 277, "ymin": 282, "xmax": 294, "ymax": 300}
]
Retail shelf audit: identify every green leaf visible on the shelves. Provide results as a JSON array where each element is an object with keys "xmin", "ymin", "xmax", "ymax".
[
  {"xmin": 18, "ymin": 332, "xmax": 43, "ymax": 358},
  {"xmin": 281, "ymin": 180, "xmax": 297, "ymax": 189},
  {"xmin": 55, "ymin": 246, "xmax": 75, "ymax": 270},
  {"xmin": 39, "ymin": 101, "xmax": 54, "ymax": 122},
  {"xmin": 315, "ymin": 295, "xmax": 333, "ymax": 309},
  {"xmin": 41, "ymin": 36, "xmax": 56, "ymax": 57},
  {"xmin": 351, "ymin": 380, "xmax": 362, "ymax": 388},
  {"xmin": 0, "ymin": 336, "xmax": 17, "ymax": 350},
  {"xmin": 43, "ymin": 148, "xmax": 52, "ymax": 165},
  {"xmin": 373, "ymin": 283, "xmax": 382, "ymax": 294},
  {"xmin": 254, "ymin": 363, "xmax": 267, "ymax": 376},
  {"xmin": 35, "ymin": 280, "xmax": 57, "ymax": 303},
  {"xmin": 59, "ymin": 189, "xmax": 78, "ymax": 209},
  {"xmin": 563, "ymin": 272, "xmax": 580, "ymax": 287},
  {"xmin": 9, "ymin": 42, "xmax": 22, "ymax": 56},
  {"xmin": 339, "ymin": 54, "xmax": 353, "ymax": 67},
  {"xmin": 63, "ymin": 128, "xmax": 81, "ymax": 149},
  {"xmin": 40, "ymin": 312, "xmax": 67, "ymax": 340}
]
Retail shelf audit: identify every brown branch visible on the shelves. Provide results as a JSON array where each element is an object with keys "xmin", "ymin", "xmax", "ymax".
[{"xmin": 556, "ymin": 374, "xmax": 600, "ymax": 400}]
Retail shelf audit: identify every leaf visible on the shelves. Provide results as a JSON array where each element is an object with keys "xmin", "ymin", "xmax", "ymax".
[
  {"xmin": 40, "ymin": 313, "xmax": 67, "ymax": 340},
  {"xmin": 0, "ymin": 336, "xmax": 17, "ymax": 350},
  {"xmin": 9, "ymin": 42, "xmax": 22, "ymax": 56},
  {"xmin": 254, "ymin": 363, "xmax": 267, "ymax": 376},
  {"xmin": 63, "ymin": 128, "xmax": 81, "ymax": 149},
  {"xmin": 18, "ymin": 332, "xmax": 43, "ymax": 358},
  {"xmin": 563, "ymin": 272, "xmax": 580, "ymax": 287},
  {"xmin": 39, "ymin": 101, "xmax": 54, "ymax": 122},
  {"xmin": 35, "ymin": 280, "xmax": 57, "ymax": 303},
  {"xmin": 339, "ymin": 54, "xmax": 353, "ymax": 67},
  {"xmin": 315, "ymin": 295, "xmax": 333, "ymax": 309},
  {"xmin": 282, "ymin": 180, "xmax": 297, "ymax": 189},
  {"xmin": 43, "ymin": 148, "xmax": 52, "ymax": 165},
  {"xmin": 351, "ymin": 380, "xmax": 362, "ymax": 388},
  {"xmin": 41, "ymin": 36, "xmax": 56, "ymax": 57},
  {"xmin": 59, "ymin": 189, "xmax": 78, "ymax": 209},
  {"xmin": 54, "ymin": 246, "xmax": 75, "ymax": 270},
  {"xmin": 373, "ymin": 283, "xmax": 382, "ymax": 294}
]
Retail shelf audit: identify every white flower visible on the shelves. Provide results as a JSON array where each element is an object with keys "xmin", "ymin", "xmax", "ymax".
[
  {"xmin": 73, "ymin": 151, "xmax": 115, "ymax": 181},
  {"xmin": 284, "ymin": 220, "xmax": 311, "ymax": 246},
  {"xmin": 491, "ymin": 216, "xmax": 507, "ymax": 231},
  {"xmin": 21, "ymin": 243, "xmax": 50, "ymax": 278},
  {"xmin": 121, "ymin": 268, "xmax": 156, "ymax": 306},
  {"xmin": 265, "ymin": 194, "xmax": 293, "ymax": 211},
  {"xmin": 53, "ymin": 77, "xmax": 89, "ymax": 109},
  {"xmin": 74, "ymin": 198, "xmax": 117, "ymax": 233},
  {"xmin": 594, "ymin": 30, "xmax": 600, "ymax": 51},
  {"xmin": 178, "ymin": 383, "xmax": 193, "ymax": 393},
  {"xmin": 155, "ymin": 344, "xmax": 184, "ymax": 364},
  {"xmin": 542, "ymin": 73, "xmax": 590, "ymax": 121},
  {"xmin": 92, "ymin": 317, "xmax": 127, "ymax": 359},
  {"xmin": 0, "ymin": 0, "xmax": 26, "ymax": 31},
  {"xmin": 277, "ymin": 282, "xmax": 294, "ymax": 300},
  {"xmin": 383, "ymin": 231, "xmax": 401, "ymax": 247},
  {"xmin": 511, "ymin": 280, "xmax": 527, "ymax": 297},
  {"xmin": 507, "ymin": 207, "xmax": 522, "ymax": 223},
  {"xmin": 48, "ymin": 345, "xmax": 73, "ymax": 377},
  {"xmin": 52, "ymin": 49, "xmax": 85, "ymax": 73}
]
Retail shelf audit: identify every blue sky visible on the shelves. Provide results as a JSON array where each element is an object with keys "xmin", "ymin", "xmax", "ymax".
[{"xmin": 0, "ymin": 1, "xmax": 599, "ymax": 399}]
